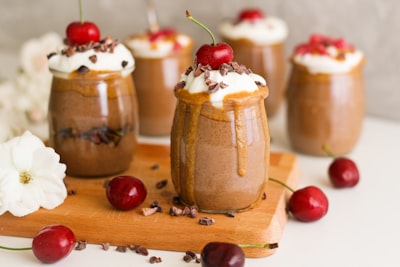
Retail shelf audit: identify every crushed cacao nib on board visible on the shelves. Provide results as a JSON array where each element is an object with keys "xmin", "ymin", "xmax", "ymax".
[
  {"xmin": 101, "ymin": 242, "xmax": 110, "ymax": 251},
  {"xmin": 155, "ymin": 179, "xmax": 168, "ymax": 189},
  {"xmin": 115, "ymin": 246, "xmax": 127, "ymax": 253},
  {"xmin": 198, "ymin": 217, "xmax": 215, "ymax": 226},
  {"xmin": 183, "ymin": 251, "xmax": 201, "ymax": 263}
]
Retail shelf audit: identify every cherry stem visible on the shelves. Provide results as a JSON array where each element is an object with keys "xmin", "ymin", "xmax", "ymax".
[
  {"xmin": 79, "ymin": 0, "xmax": 84, "ymax": 24},
  {"xmin": 0, "ymin": 245, "xmax": 32, "ymax": 251},
  {"xmin": 239, "ymin": 242, "xmax": 279, "ymax": 249},
  {"xmin": 322, "ymin": 144, "xmax": 335, "ymax": 158},
  {"xmin": 268, "ymin": 177, "xmax": 295, "ymax": 193},
  {"xmin": 186, "ymin": 10, "xmax": 216, "ymax": 46}
]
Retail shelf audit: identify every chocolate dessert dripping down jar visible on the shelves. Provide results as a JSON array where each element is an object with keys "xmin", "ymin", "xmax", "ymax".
[
  {"xmin": 286, "ymin": 34, "xmax": 365, "ymax": 156},
  {"xmin": 219, "ymin": 9, "xmax": 288, "ymax": 118},
  {"xmin": 125, "ymin": 29, "xmax": 193, "ymax": 136},
  {"xmin": 171, "ymin": 62, "xmax": 270, "ymax": 213},
  {"xmin": 47, "ymin": 37, "xmax": 138, "ymax": 177}
]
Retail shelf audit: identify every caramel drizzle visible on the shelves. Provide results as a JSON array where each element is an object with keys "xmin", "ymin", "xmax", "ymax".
[{"xmin": 233, "ymin": 103, "xmax": 248, "ymax": 177}]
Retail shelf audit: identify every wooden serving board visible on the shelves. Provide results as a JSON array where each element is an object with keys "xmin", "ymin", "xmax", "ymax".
[{"xmin": 0, "ymin": 144, "xmax": 300, "ymax": 258}]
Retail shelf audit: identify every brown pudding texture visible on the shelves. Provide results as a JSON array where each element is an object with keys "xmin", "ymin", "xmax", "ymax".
[
  {"xmin": 128, "ymin": 42, "xmax": 193, "ymax": 136},
  {"xmin": 221, "ymin": 37, "xmax": 286, "ymax": 117},
  {"xmin": 170, "ymin": 87, "xmax": 270, "ymax": 213},
  {"xmin": 48, "ymin": 71, "xmax": 138, "ymax": 177},
  {"xmin": 286, "ymin": 60, "xmax": 365, "ymax": 156}
]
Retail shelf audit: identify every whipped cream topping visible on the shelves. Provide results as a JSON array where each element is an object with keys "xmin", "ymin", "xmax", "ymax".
[
  {"xmin": 219, "ymin": 17, "xmax": 288, "ymax": 45},
  {"xmin": 126, "ymin": 33, "xmax": 192, "ymax": 58},
  {"xmin": 48, "ymin": 38, "xmax": 135, "ymax": 77},
  {"xmin": 292, "ymin": 35, "xmax": 364, "ymax": 74},
  {"xmin": 176, "ymin": 63, "xmax": 266, "ymax": 108}
]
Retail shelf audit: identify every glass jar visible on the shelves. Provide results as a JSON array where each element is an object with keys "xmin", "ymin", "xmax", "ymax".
[
  {"xmin": 48, "ymin": 69, "xmax": 138, "ymax": 177},
  {"xmin": 286, "ymin": 61, "xmax": 365, "ymax": 156},
  {"xmin": 130, "ymin": 49, "xmax": 193, "ymax": 136},
  {"xmin": 221, "ymin": 38, "xmax": 286, "ymax": 118},
  {"xmin": 170, "ymin": 87, "xmax": 270, "ymax": 213}
]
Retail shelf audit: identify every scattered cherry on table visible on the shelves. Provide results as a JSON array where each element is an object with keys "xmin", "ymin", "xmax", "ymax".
[{"xmin": 106, "ymin": 175, "xmax": 147, "ymax": 210}]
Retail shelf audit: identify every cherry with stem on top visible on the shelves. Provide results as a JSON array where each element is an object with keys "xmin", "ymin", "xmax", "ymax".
[
  {"xmin": 66, "ymin": 0, "xmax": 101, "ymax": 45},
  {"xmin": 269, "ymin": 177, "xmax": 329, "ymax": 222},
  {"xmin": 186, "ymin": 10, "xmax": 233, "ymax": 70},
  {"xmin": 322, "ymin": 145, "xmax": 360, "ymax": 188}
]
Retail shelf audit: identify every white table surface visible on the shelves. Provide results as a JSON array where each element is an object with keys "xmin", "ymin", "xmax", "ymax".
[{"xmin": 1, "ymin": 106, "xmax": 399, "ymax": 267}]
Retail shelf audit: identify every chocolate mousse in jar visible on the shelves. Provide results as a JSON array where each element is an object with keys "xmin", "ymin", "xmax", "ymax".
[
  {"xmin": 47, "ymin": 36, "xmax": 138, "ymax": 177},
  {"xmin": 286, "ymin": 34, "xmax": 365, "ymax": 156},
  {"xmin": 219, "ymin": 8, "xmax": 288, "ymax": 117},
  {"xmin": 125, "ymin": 28, "xmax": 193, "ymax": 136},
  {"xmin": 171, "ymin": 60, "xmax": 270, "ymax": 213}
]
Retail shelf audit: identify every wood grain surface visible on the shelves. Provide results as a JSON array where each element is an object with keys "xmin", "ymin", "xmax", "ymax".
[{"xmin": 0, "ymin": 144, "xmax": 300, "ymax": 258}]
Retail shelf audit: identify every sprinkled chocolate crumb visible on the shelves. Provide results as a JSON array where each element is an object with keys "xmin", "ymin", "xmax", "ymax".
[
  {"xmin": 77, "ymin": 65, "xmax": 89, "ymax": 74},
  {"xmin": 89, "ymin": 55, "xmax": 97, "ymax": 63},
  {"xmin": 142, "ymin": 207, "xmax": 159, "ymax": 216},
  {"xmin": 149, "ymin": 256, "xmax": 162, "ymax": 264},
  {"xmin": 170, "ymin": 206, "xmax": 183, "ymax": 216},
  {"xmin": 227, "ymin": 211, "xmax": 236, "ymax": 218},
  {"xmin": 128, "ymin": 244, "xmax": 139, "ymax": 251},
  {"xmin": 219, "ymin": 81, "xmax": 229, "ymax": 89},
  {"xmin": 75, "ymin": 240, "xmax": 87, "ymax": 251},
  {"xmin": 67, "ymin": 189, "xmax": 76, "ymax": 196},
  {"xmin": 183, "ymin": 251, "xmax": 200, "ymax": 263},
  {"xmin": 116, "ymin": 246, "xmax": 127, "ymax": 253},
  {"xmin": 101, "ymin": 242, "xmax": 110, "ymax": 251},
  {"xmin": 121, "ymin": 60, "xmax": 128, "ymax": 68},
  {"xmin": 174, "ymin": 80, "xmax": 186, "ymax": 91},
  {"xmin": 208, "ymin": 82, "xmax": 220, "ymax": 93},
  {"xmin": 199, "ymin": 217, "xmax": 215, "ymax": 226},
  {"xmin": 184, "ymin": 66, "xmax": 193, "ymax": 75},
  {"xmin": 262, "ymin": 192, "xmax": 267, "ymax": 200},
  {"xmin": 135, "ymin": 245, "xmax": 149, "ymax": 256},
  {"xmin": 255, "ymin": 80, "xmax": 264, "ymax": 86},
  {"xmin": 47, "ymin": 52, "xmax": 56, "ymax": 60},
  {"xmin": 156, "ymin": 179, "xmax": 168, "ymax": 189},
  {"xmin": 150, "ymin": 163, "xmax": 160, "ymax": 170},
  {"xmin": 189, "ymin": 206, "xmax": 198, "ymax": 218},
  {"xmin": 150, "ymin": 200, "xmax": 163, "ymax": 212},
  {"xmin": 219, "ymin": 63, "xmax": 233, "ymax": 76}
]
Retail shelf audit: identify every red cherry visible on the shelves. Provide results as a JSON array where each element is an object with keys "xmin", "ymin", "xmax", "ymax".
[
  {"xmin": 288, "ymin": 186, "xmax": 329, "ymax": 222},
  {"xmin": 328, "ymin": 157, "xmax": 360, "ymax": 188},
  {"xmin": 148, "ymin": 27, "xmax": 176, "ymax": 42},
  {"xmin": 186, "ymin": 10, "xmax": 234, "ymax": 70},
  {"xmin": 66, "ymin": 21, "xmax": 100, "ymax": 45},
  {"xmin": 106, "ymin": 176, "xmax": 147, "ymax": 210},
  {"xmin": 32, "ymin": 225, "xmax": 76, "ymax": 264},
  {"xmin": 201, "ymin": 242, "xmax": 245, "ymax": 267},
  {"xmin": 195, "ymin": 43, "xmax": 234, "ymax": 70},
  {"xmin": 238, "ymin": 8, "xmax": 265, "ymax": 22}
]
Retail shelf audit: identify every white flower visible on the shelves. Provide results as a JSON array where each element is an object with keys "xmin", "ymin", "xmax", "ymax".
[{"xmin": 0, "ymin": 131, "xmax": 67, "ymax": 217}]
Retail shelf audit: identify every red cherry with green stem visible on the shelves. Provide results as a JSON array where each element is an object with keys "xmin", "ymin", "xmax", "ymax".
[
  {"xmin": 0, "ymin": 224, "xmax": 76, "ymax": 264},
  {"xmin": 66, "ymin": 0, "xmax": 100, "ymax": 45},
  {"xmin": 323, "ymin": 145, "xmax": 360, "ymax": 188},
  {"xmin": 238, "ymin": 8, "xmax": 265, "ymax": 22},
  {"xmin": 106, "ymin": 175, "xmax": 147, "ymax": 210},
  {"xmin": 269, "ymin": 178, "xmax": 329, "ymax": 222},
  {"xmin": 186, "ymin": 10, "xmax": 233, "ymax": 70}
]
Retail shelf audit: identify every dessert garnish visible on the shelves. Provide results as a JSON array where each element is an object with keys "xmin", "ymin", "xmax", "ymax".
[
  {"xmin": 186, "ymin": 10, "xmax": 233, "ymax": 70},
  {"xmin": 237, "ymin": 8, "xmax": 265, "ymax": 22},
  {"xmin": 323, "ymin": 145, "xmax": 360, "ymax": 188},
  {"xmin": 106, "ymin": 175, "xmax": 147, "ymax": 211},
  {"xmin": 269, "ymin": 177, "xmax": 329, "ymax": 222},
  {"xmin": 0, "ymin": 131, "xmax": 67, "ymax": 217},
  {"xmin": 294, "ymin": 34, "xmax": 355, "ymax": 60},
  {"xmin": 0, "ymin": 224, "xmax": 76, "ymax": 264},
  {"xmin": 66, "ymin": 0, "xmax": 100, "ymax": 45}
]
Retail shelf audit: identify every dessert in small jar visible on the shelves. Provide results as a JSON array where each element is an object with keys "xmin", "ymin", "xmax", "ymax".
[
  {"xmin": 125, "ymin": 5, "xmax": 193, "ymax": 136},
  {"xmin": 170, "ymin": 11, "xmax": 270, "ymax": 213},
  {"xmin": 47, "ymin": 36, "xmax": 138, "ymax": 177},
  {"xmin": 286, "ymin": 34, "xmax": 365, "ymax": 156},
  {"xmin": 219, "ymin": 8, "xmax": 288, "ymax": 117}
]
